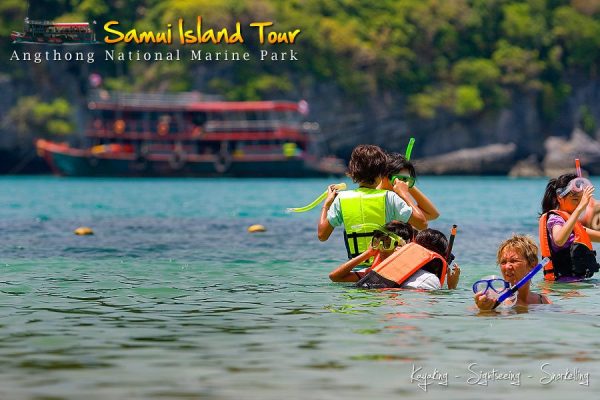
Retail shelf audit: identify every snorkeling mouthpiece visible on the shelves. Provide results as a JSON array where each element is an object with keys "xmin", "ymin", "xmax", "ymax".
[
  {"xmin": 491, "ymin": 257, "xmax": 549, "ymax": 309},
  {"xmin": 286, "ymin": 183, "xmax": 347, "ymax": 213}
]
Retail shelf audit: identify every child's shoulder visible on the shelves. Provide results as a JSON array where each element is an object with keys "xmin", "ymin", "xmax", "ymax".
[
  {"xmin": 405, "ymin": 269, "xmax": 441, "ymax": 290},
  {"xmin": 547, "ymin": 213, "xmax": 566, "ymax": 224}
]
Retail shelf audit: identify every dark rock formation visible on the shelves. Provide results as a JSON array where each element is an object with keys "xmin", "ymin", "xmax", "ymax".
[
  {"xmin": 542, "ymin": 129, "xmax": 600, "ymax": 177},
  {"xmin": 415, "ymin": 143, "xmax": 517, "ymax": 175},
  {"xmin": 4, "ymin": 57, "xmax": 600, "ymax": 175},
  {"xmin": 508, "ymin": 155, "xmax": 544, "ymax": 177}
]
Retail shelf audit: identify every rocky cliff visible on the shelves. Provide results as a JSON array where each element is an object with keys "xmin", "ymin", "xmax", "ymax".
[{"xmin": 3, "ymin": 60, "xmax": 600, "ymax": 175}]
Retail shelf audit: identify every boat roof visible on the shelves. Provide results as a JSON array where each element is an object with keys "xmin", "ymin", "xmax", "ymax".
[
  {"xmin": 26, "ymin": 19, "xmax": 90, "ymax": 26},
  {"xmin": 52, "ymin": 23, "xmax": 90, "ymax": 26},
  {"xmin": 90, "ymin": 101, "xmax": 301, "ymax": 113},
  {"xmin": 88, "ymin": 91, "xmax": 302, "ymax": 113}
]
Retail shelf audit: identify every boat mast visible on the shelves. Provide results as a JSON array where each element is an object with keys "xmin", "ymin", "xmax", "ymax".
[{"xmin": 24, "ymin": 0, "xmax": 30, "ymax": 26}]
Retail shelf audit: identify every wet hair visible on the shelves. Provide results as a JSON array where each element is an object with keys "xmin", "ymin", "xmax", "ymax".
[
  {"xmin": 541, "ymin": 173, "xmax": 577, "ymax": 214},
  {"xmin": 384, "ymin": 152, "xmax": 416, "ymax": 179},
  {"xmin": 347, "ymin": 144, "xmax": 388, "ymax": 185},
  {"xmin": 415, "ymin": 229, "xmax": 448, "ymax": 256},
  {"xmin": 496, "ymin": 234, "xmax": 539, "ymax": 267},
  {"xmin": 373, "ymin": 220, "xmax": 415, "ymax": 243},
  {"xmin": 415, "ymin": 229, "xmax": 448, "ymax": 278}
]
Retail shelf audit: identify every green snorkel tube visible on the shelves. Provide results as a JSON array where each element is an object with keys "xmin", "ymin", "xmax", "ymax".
[
  {"xmin": 389, "ymin": 137, "xmax": 417, "ymax": 188},
  {"xmin": 405, "ymin": 137, "xmax": 415, "ymax": 161},
  {"xmin": 286, "ymin": 183, "xmax": 347, "ymax": 213}
]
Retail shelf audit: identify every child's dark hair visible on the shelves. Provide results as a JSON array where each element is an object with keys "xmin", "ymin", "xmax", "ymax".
[
  {"xmin": 415, "ymin": 229, "xmax": 448, "ymax": 278},
  {"xmin": 541, "ymin": 173, "xmax": 577, "ymax": 214},
  {"xmin": 347, "ymin": 144, "xmax": 388, "ymax": 185},
  {"xmin": 385, "ymin": 152, "xmax": 416, "ymax": 179},
  {"xmin": 415, "ymin": 229, "xmax": 448, "ymax": 256},
  {"xmin": 373, "ymin": 220, "xmax": 415, "ymax": 242}
]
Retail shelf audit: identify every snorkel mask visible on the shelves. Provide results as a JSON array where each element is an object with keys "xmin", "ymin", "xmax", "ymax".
[
  {"xmin": 389, "ymin": 174, "xmax": 416, "ymax": 188},
  {"xmin": 351, "ymin": 223, "xmax": 406, "ymax": 250},
  {"xmin": 388, "ymin": 137, "xmax": 417, "ymax": 188},
  {"xmin": 556, "ymin": 177, "xmax": 593, "ymax": 198},
  {"xmin": 473, "ymin": 275, "xmax": 511, "ymax": 297},
  {"xmin": 472, "ymin": 275, "xmax": 517, "ymax": 308}
]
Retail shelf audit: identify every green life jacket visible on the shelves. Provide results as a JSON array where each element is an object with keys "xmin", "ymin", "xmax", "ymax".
[{"xmin": 339, "ymin": 187, "xmax": 387, "ymax": 260}]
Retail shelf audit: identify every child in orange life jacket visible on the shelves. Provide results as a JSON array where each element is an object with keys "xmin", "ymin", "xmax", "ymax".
[
  {"xmin": 378, "ymin": 152, "xmax": 440, "ymax": 222},
  {"xmin": 474, "ymin": 235, "xmax": 551, "ymax": 310},
  {"xmin": 539, "ymin": 173, "xmax": 600, "ymax": 281},
  {"xmin": 318, "ymin": 145, "xmax": 428, "ymax": 261},
  {"xmin": 329, "ymin": 221, "xmax": 415, "ymax": 282},
  {"xmin": 377, "ymin": 228, "xmax": 460, "ymax": 290},
  {"xmin": 329, "ymin": 224, "xmax": 460, "ymax": 290}
]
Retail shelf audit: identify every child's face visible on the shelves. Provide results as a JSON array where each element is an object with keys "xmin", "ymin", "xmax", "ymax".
[
  {"xmin": 371, "ymin": 234, "xmax": 399, "ymax": 257},
  {"xmin": 557, "ymin": 191, "xmax": 582, "ymax": 213},
  {"xmin": 371, "ymin": 235, "xmax": 393, "ymax": 250},
  {"xmin": 379, "ymin": 176, "xmax": 392, "ymax": 190},
  {"xmin": 499, "ymin": 247, "xmax": 532, "ymax": 286},
  {"xmin": 380, "ymin": 168, "xmax": 411, "ymax": 190}
]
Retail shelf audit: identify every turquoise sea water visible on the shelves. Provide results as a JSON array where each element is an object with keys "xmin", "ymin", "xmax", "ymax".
[{"xmin": 1, "ymin": 176, "xmax": 599, "ymax": 399}]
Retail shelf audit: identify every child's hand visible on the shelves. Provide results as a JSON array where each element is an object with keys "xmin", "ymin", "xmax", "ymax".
[
  {"xmin": 447, "ymin": 263, "xmax": 460, "ymax": 289},
  {"xmin": 474, "ymin": 292, "xmax": 495, "ymax": 311},
  {"xmin": 392, "ymin": 178, "xmax": 410, "ymax": 199},
  {"xmin": 577, "ymin": 186, "xmax": 595, "ymax": 212},
  {"xmin": 324, "ymin": 184, "xmax": 339, "ymax": 208},
  {"xmin": 366, "ymin": 244, "xmax": 379, "ymax": 256}
]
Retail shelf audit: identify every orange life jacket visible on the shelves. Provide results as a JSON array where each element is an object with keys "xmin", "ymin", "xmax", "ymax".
[
  {"xmin": 539, "ymin": 209, "xmax": 598, "ymax": 280},
  {"xmin": 356, "ymin": 243, "xmax": 447, "ymax": 288}
]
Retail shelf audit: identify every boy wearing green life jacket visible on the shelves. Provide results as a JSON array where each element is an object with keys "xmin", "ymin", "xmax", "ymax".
[{"xmin": 318, "ymin": 144, "xmax": 427, "ymax": 260}]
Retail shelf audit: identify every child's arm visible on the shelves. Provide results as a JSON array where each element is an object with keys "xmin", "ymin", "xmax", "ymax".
[
  {"xmin": 408, "ymin": 186, "xmax": 440, "ymax": 221},
  {"xmin": 392, "ymin": 180, "xmax": 427, "ymax": 230},
  {"xmin": 317, "ymin": 185, "xmax": 338, "ymax": 241},
  {"xmin": 318, "ymin": 209, "xmax": 334, "ymax": 241},
  {"xmin": 585, "ymin": 227, "xmax": 600, "ymax": 242},
  {"xmin": 552, "ymin": 186, "xmax": 593, "ymax": 246},
  {"xmin": 329, "ymin": 248, "xmax": 377, "ymax": 282}
]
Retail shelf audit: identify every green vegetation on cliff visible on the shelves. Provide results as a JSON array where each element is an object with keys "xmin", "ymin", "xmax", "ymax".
[
  {"xmin": 1, "ymin": 0, "xmax": 600, "ymax": 121},
  {"xmin": 8, "ymin": 96, "xmax": 74, "ymax": 144}
]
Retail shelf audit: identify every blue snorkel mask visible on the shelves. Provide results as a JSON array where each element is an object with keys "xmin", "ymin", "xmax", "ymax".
[
  {"xmin": 472, "ymin": 275, "xmax": 517, "ymax": 308},
  {"xmin": 473, "ymin": 258, "xmax": 549, "ymax": 309}
]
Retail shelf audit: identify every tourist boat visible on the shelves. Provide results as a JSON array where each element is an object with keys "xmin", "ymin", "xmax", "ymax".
[
  {"xmin": 11, "ymin": 18, "xmax": 97, "ymax": 44},
  {"xmin": 36, "ymin": 90, "xmax": 346, "ymax": 177}
]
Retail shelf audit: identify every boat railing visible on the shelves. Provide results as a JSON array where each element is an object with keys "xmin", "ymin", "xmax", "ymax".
[
  {"xmin": 26, "ymin": 19, "xmax": 60, "ymax": 26},
  {"xmin": 88, "ymin": 90, "xmax": 223, "ymax": 108},
  {"xmin": 87, "ymin": 118, "xmax": 315, "ymax": 137},
  {"xmin": 203, "ymin": 120, "xmax": 302, "ymax": 131}
]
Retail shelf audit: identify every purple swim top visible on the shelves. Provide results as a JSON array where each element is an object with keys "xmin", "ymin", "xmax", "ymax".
[{"xmin": 556, "ymin": 276, "xmax": 585, "ymax": 283}]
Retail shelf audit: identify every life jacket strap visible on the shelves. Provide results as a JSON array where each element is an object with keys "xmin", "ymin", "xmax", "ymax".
[{"xmin": 343, "ymin": 230, "xmax": 375, "ymax": 259}]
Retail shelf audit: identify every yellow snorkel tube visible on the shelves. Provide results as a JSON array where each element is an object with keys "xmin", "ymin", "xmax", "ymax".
[{"xmin": 286, "ymin": 183, "xmax": 347, "ymax": 213}]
